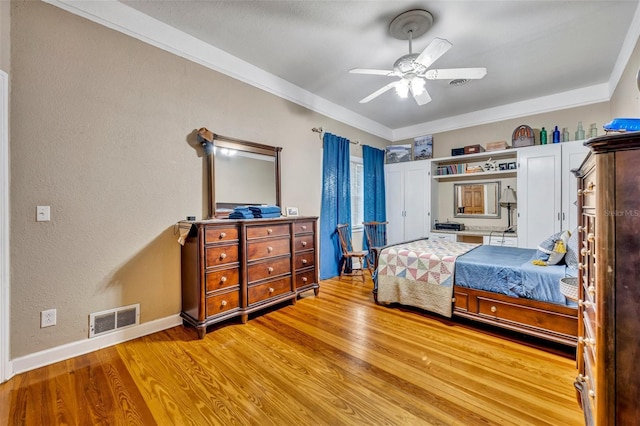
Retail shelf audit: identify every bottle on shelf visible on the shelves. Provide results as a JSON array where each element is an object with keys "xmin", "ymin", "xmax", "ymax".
[
  {"xmin": 576, "ymin": 121, "xmax": 585, "ymax": 140},
  {"xmin": 553, "ymin": 126, "xmax": 560, "ymax": 143},
  {"xmin": 562, "ymin": 127, "xmax": 570, "ymax": 142},
  {"xmin": 540, "ymin": 127, "xmax": 547, "ymax": 144},
  {"xmin": 590, "ymin": 123, "xmax": 598, "ymax": 138}
]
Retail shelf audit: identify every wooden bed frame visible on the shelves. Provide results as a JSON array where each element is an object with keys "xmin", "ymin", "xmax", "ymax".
[{"xmin": 371, "ymin": 248, "xmax": 578, "ymax": 347}]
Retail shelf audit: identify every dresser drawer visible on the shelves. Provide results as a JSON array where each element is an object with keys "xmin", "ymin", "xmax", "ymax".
[
  {"xmin": 204, "ymin": 226, "xmax": 238, "ymax": 244},
  {"xmin": 580, "ymin": 171, "xmax": 596, "ymax": 210},
  {"xmin": 478, "ymin": 297, "xmax": 576, "ymax": 337},
  {"xmin": 247, "ymin": 256, "xmax": 291, "ymax": 283},
  {"xmin": 430, "ymin": 232, "xmax": 456, "ymax": 242},
  {"xmin": 294, "ymin": 221, "xmax": 314, "ymax": 235},
  {"xmin": 247, "ymin": 237, "xmax": 290, "ymax": 260},
  {"xmin": 294, "ymin": 234, "xmax": 315, "ymax": 252},
  {"xmin": 205, "ymin": 244, "xmax": 239, "ymax": 268},
  {"xmin": 205, "ymin": 267, "xmax": 240, "ymax": 293},
  {"xmin": 295, "ymin": 270, "xmax": 316, "ymax": 289},
  {"xmin": 246, "ymin": 224, "xmax": 289, "ymax": 239},
  {"xmin": 205, "ymin": 290, "xmax": 240, "ymax": 317},
  {"xmin": 295, "ymin": 252, "xmax": 315, "ymax": 269},
  {"xmin": 248, "ymin": 276, "xmax": 293, "ymax": 305},
  {"xmin": 484, "ymin": 236, "xmax": 518, "ymax": 247}
]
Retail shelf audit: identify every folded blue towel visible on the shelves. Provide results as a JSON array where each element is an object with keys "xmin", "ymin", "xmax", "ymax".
[
  {"xmin": 249, "ymin": 205, "xmax": 281, "ymax": 214},
  {"xmin": 253, "ymin": 212, "xmax": 281, "ymax": 218},
  {"xmin": 229, "ymin": 211, "xmax": 254, "ymax": 219}
]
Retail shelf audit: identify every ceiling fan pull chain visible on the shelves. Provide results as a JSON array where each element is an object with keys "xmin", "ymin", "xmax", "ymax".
[{"xmin": 408, "ymin": 30, "xmax": 413, "ymax": 55}]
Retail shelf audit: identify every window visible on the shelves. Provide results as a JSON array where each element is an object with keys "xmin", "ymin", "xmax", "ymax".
[{"xmin": 350, "ymin": 157, "xmax": 363, "ymax": 230}]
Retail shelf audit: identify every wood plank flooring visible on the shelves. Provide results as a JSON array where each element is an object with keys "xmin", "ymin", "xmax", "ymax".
[{"xmin": 0, "ymin": 277, "xmax": 584, "ymax": 425}]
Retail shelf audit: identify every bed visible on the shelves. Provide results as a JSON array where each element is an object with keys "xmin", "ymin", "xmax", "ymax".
[{"xmin": 373, "ymin": 239, "xmax": 578, "ymax": 346}]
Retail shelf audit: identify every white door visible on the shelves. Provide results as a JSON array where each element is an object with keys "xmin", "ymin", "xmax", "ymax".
[
  {"xmin": 403, "ymin": 161, "xmax": 430, "ymax": 241},
  {"xmin": 384, "ymin": 163, "xmax": 404, "ymax": 245},
  {"xmin": 517, "ymin": 144, "xmax": 562, "ymax": 248},
  {"xmin": 561, "ymin": 141, "xmax": 589, "ymax": 232}
]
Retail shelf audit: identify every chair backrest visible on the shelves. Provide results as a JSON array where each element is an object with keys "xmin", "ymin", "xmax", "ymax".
[
  {"xmin": 363, "ymin": 221, "xmax": 388, "ymax": 249},
  {"xmin": 336, "ymin": 224, "xmax": 353, "ymax": 255}
]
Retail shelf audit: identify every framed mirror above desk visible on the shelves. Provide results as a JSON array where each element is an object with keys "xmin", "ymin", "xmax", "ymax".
[{"xmin": 453, "ymin": 181, "xmax": 501, "ymax": 219}]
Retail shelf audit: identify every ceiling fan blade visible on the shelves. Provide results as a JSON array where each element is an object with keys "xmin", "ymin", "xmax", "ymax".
[
  {"xmin": 359, "ymin": 81, "xmax": 398, "ymax": 103},
  {"xmin": 410, "ymin": 84, "xmax": 432, "ymax": 106},
  {"xmin": 349, "ymin": 68, "xmax": 396, "ymax": 76},
  {"xmin": 415, "ymin": 37, "xmax": 453, "ymax": 68},
  {"xmin": 423, "ymin": 67, "xmax": 488, "ymax": 80}
]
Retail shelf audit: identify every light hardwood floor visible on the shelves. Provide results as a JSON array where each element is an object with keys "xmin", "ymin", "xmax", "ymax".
[{"xmin": 1, "ymin": 276, "xmax": 584, "ymax": 425}]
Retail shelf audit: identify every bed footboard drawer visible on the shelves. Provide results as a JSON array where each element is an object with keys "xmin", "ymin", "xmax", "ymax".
[{"xmin": 477, "ymin": 297, "xmax": 576, "ymax": 337}]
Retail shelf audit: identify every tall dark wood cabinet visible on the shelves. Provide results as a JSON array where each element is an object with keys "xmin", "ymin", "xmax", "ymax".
[
  {"xmin": 181, "ymin": 217, "xmax": 319, "ymax": 338},
  {"xmin": 573, "ymin": 132, "xmax": 640, "ymax": 425}
]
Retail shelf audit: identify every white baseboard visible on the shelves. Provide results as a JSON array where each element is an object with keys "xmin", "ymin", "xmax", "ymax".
[{"xmin": 10, "ymin": 314, "xmax": 183, "ymax": 376}]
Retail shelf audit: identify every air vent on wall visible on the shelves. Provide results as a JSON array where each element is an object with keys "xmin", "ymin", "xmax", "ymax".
[{"xmin": 89, "ymin": 303, "xmax": 140, "ymax": 338}]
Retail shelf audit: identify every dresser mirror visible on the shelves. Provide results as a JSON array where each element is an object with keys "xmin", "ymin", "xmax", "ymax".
[
  {"xmin": 212, "ymin": 138, "xmax": 282, "ymax": 214},
  {"xmin": 453, "ymin": 181, "xmax": 501, "ymax": 218}
]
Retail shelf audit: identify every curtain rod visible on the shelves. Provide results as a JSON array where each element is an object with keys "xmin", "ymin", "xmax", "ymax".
[{"xmin": 311, "ymin": 127, "xmax": 360, "ymax": 145}]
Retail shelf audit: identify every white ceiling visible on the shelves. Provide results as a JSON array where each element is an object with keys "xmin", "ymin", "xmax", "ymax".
[{"xmin": 47, "ymin": 1, "xmax": 640, "ymax": 140}]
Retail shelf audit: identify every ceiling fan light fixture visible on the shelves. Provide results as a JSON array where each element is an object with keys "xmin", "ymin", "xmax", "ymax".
[
  {"xmin": 395, "ymin": 79, "xmax": 410, "ymax": 98},
  {"xmin": 411, "ymin": 77, "xmax": 426, "ymax": 95}
]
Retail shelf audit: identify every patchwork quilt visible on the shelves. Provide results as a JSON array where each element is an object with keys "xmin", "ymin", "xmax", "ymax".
[{"xmin": 376, "ymin": 239, "xmax": 480, "ymax": 317}]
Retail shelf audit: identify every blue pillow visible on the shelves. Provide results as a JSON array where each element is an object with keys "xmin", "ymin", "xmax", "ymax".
[
  {"xmin": 565, "ymin": 229, "xmax": 579, "ymax": 269},
  {"xmin": 535, "ymin": 230, "xmax": 570, "ymax": 265}
]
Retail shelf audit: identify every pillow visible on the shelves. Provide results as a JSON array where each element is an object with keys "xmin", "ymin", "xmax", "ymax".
[
  {"xmin": 565, "ymin": 229, "xmax": 579, "ymax": 269},
  {"xmin": 533, "ymin": 230, "xmax": 571, "ymax": 266}
]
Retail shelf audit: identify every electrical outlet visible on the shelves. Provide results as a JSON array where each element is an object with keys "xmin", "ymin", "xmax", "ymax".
[
  {"xmin": 36, "ymin": 206, "xmax": 51, "ymax": 222},
  {"xmin": 41, "ymin": 309, "xmax": 56, "ymax": 328}
]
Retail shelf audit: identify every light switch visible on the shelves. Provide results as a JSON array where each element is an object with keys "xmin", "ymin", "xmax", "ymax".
[{"xmin": 36, "ymin": 206, "xmax": 50, "ymax": 222}]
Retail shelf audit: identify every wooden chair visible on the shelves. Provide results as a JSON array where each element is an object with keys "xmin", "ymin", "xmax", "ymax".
[
  {"xmin": 336, "ymin": 224, "xmax": 368, "ymax": 282},
  {"xmin": 363, "ymin": 221, "xmax": 388, "ymax": 275}
]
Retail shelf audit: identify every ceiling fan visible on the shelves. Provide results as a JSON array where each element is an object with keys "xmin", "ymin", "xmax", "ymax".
[{"xmin": 350, "ymin": 10, "xmax": 487, "ymax": 106}]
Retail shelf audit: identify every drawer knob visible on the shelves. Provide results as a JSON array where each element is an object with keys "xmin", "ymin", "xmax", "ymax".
[
  {"xmin": 578, "ymin": 299, "xmax": 592, "ymax": 309},
  {"xmin": 267, "ymin": 228, "xmax": 273, "ymax": 234},
  {"xmin": 587, "ymin": 233, "xmax": 595, "ymax": 243},
  {"xmin": 267, "ymin": 246, "xmax": 273, "ymax": 253},
  {"xmin": 268, "ymin": 267, "xmax": 274, "ymax": 273},
  {"xmin": 587, "ymin": 181, "xmax": 595, "ymax": 191},
  {"xmin": 490, "ymin": 306, "xmax": 497, "ymax": 313},
  {"xmin": 302, "ymin": 277, "xmax": 308, "ymax": 283},
  {"xmin": 301, "ymin": 225, "xmax": 307, "ymax": 230},
  {"xmin": 580, "ymin": 248, "xmax": 590, "ymax": 256},
  {"xmin": 219, "ymin": 253, "xmax": 227, "ymax": 259},
  {"xmin": 269, "ymin": 287, "xmax": 275, "ymax": 293},
  {"xmin": 221, "ymin": 300, "xmax": 227, "ymax": 307},
  {"xmin": 578, "ymin": 263, "xmax": 587, "ymax": 270},
  {"xmin": 219, "ymin": 232, "xmax": 226, "ymax": 239},
  {"xmin": 302, "ymin": 241, "xmax": 307, "ymax": 247},
  {"xmin": 302, "ymin": 259, "xmax": 308, "ymax": 264},
  {"xmin": 578, "ymin": 226, "xmax": 584, "ymax": 233},
  {"xmin": 577, "ymin": 189, "xmax": 583, "ymax": 197},
  {"xmin": 220, "ymin": 276, "xmax": 227, "ymax": 283},
  {"xmin": 589, "ymin": 390, "xmax": 595, "ymax": 398},
  {"xmin": 588, "ymin": 285, "xmax": 595, "ymax": 296}
]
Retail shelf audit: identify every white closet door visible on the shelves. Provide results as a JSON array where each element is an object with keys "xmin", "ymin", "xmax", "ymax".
[
  {"xmin": 561, "ymin": 141, "xmax": 589, "ymax": 232},
  {"xmin": 384, "ymin": 163, "xmax": 405, "ymax": 245},
  {"xmin": 403, "ymin": 162, "xmax": 430, "ymax": 242},
  {"xmin": 517, "ymin": 144, "xmax": 562, "ymax": 248}
]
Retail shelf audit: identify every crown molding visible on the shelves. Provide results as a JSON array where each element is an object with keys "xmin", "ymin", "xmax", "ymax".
[{"xmin": 44, "ymin": 0, "xmax": 639, "ymax": 143}]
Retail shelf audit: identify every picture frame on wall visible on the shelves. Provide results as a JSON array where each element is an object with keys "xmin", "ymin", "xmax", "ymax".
[
  {"xmin": 385, "ymin": 144, "xmax": 412, "ymax": 164},
  {"xmin": 413, "ymin": 135, "xmax": 433, "ymax": 160}
]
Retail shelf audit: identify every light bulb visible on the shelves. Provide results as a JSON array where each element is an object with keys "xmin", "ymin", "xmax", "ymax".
[
  {"xmin": 411, "ymin": 78, "xmax": 425, "ymax": 95},
  {"xmin": 395, "ymin": 79, "xmax": 409, "ymax": 98}
]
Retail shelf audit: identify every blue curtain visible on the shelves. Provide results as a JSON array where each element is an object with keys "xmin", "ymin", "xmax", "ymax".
[
  {"xmin": 320, "ymin": 133, "xmax": 352, "ymax": 279},
  {"xmin": 362, "ymin": 145, "xmax": 386, "ymax": 254}
]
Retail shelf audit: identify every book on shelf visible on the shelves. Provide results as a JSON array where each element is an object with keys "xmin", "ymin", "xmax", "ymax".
[{"xmin": 436, "ymin": 163, "xmax": 467, "ymax": 175}]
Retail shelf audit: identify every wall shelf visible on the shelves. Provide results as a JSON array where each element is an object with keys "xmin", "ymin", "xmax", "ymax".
[{"xmin": 433, "ymin": 169, "xmax": 517, "ymax": 181}]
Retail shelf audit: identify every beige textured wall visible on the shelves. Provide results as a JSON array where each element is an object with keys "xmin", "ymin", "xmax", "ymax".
[
  {"xmin": 9, "ymin": 2, "xmax": 387, "ymax": 358},
  {"xmin": 0, "ymin": 0, "xmax": 9, "ymax": 72},
  {"xmin": 611, "ymin": 35, "xmax": 640, "ymax": 117}
]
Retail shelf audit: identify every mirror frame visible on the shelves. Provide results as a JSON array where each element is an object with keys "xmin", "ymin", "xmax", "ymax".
[
  {"xmin": 453, "ymin": 181, "xmax": 501, "ymax": 219},
  {"xmin": 205, "ymin": 134, "xmax": 282, "ymax": 219}
]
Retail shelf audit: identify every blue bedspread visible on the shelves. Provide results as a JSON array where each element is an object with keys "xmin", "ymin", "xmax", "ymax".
[{"xmin": 454, "ymin": 245, "xmax": 577, "ymax": 306}]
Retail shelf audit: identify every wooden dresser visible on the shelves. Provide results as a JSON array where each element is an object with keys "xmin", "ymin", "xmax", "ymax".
[
  {"xmin": 180, "ymin": 216, "xmax": 319, "ymax": 338},
  {"xmin": 573, "ymin": 132, "xmax": 640, "ymax": 425}
]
